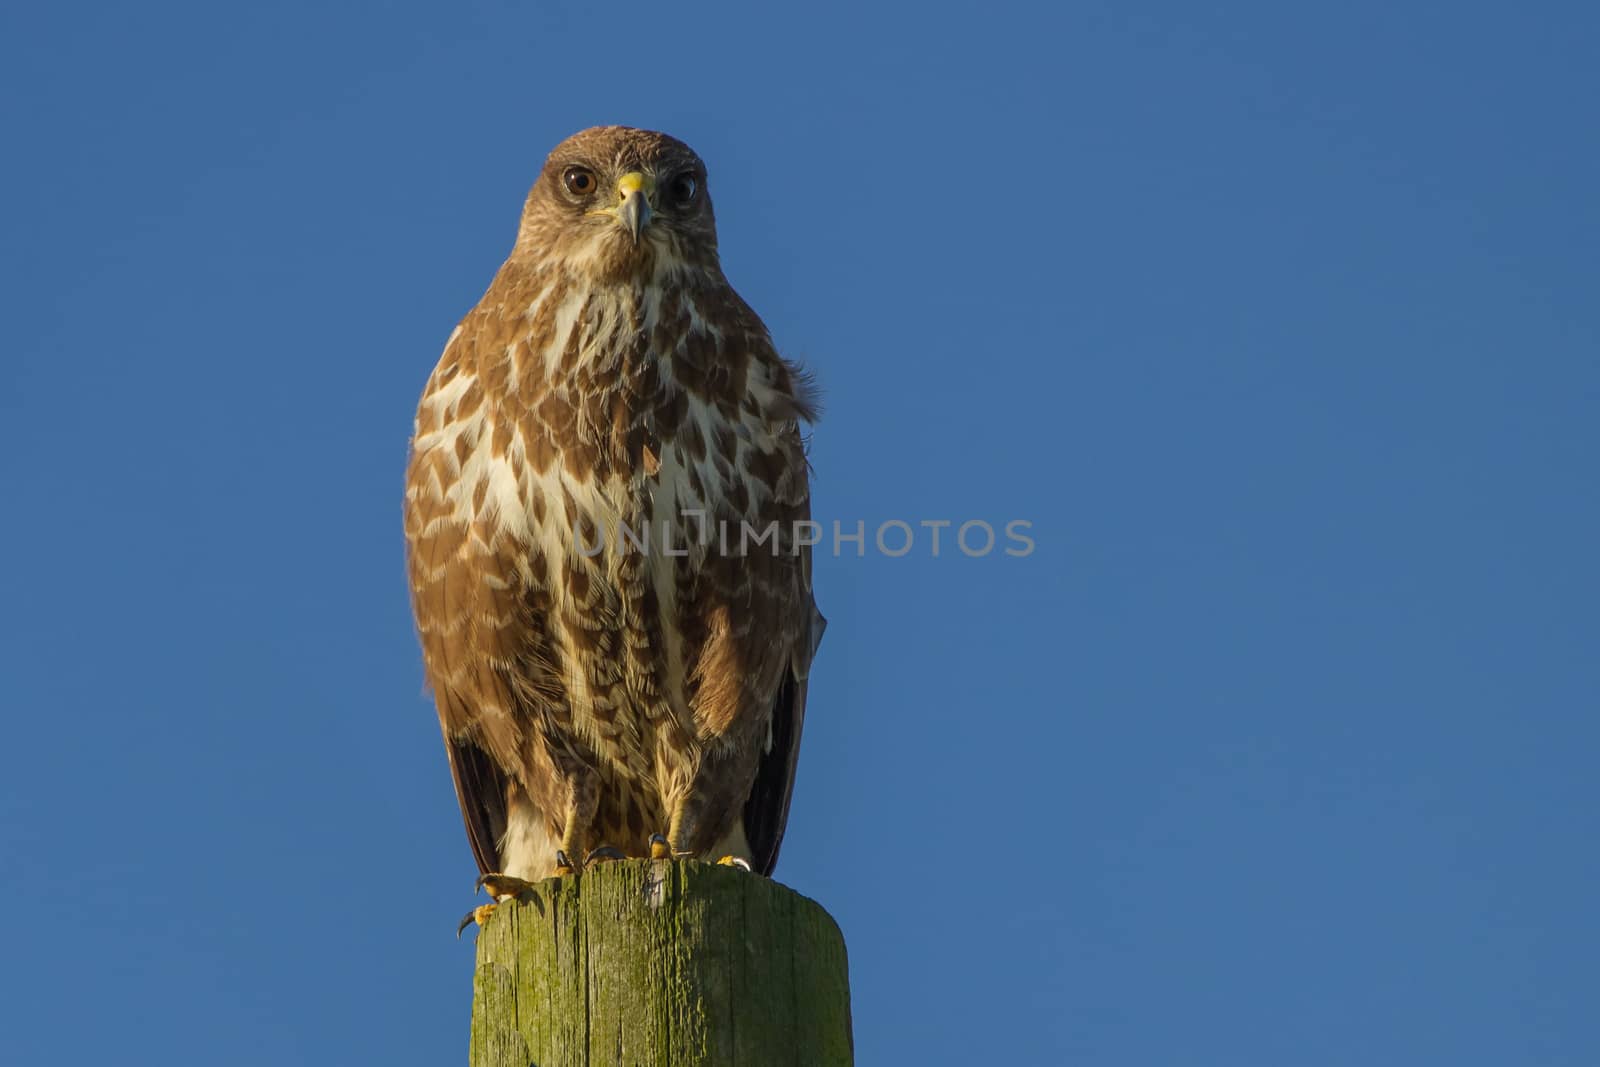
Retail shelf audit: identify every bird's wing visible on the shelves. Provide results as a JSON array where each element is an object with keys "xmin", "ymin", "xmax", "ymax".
[
  {"xmin": 743, "ymin": 592, "xmax": 825, "ymax": 876},
  {"xmin": 441, "ymin": 707, "xmax": 511, "ymax": 877},
  {"xmin": 739, "ymin": 381, "xmax": 824, "ymax": 875},
  {"xmin": 405, "ymin": 320, "xmax": 555, "ymax": 877}
]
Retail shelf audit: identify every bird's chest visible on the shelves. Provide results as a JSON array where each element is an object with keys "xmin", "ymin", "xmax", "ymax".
[{"xmin": 475, "ymin": 384, "xmax": 746, "ymax": 727}]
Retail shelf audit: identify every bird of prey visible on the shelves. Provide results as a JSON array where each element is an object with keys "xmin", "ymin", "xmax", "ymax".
[{"xmin": 403, "ymin": 127, "xmax": 823, "ymax": 925}]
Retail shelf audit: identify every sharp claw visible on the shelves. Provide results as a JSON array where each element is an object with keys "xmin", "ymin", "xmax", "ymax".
[
  {"xmin": 648, "ymin": 833, "xmax": 671, "ymax": 860},
  {"xmin": 555, "ymin": 850, "xmax": 575, "ymax": 875},
  {"xmin": 457, "ymin": 907, "xmax": 482, "ymax": 938},
  {"xmin": 717, "ymin": 855, "xmax": 753, "ymax": 871},
  {"xmin": 584, "ymin": 846, "xmax": 625, "ymax": 866},
  {"xmin": 473, "ymin": 873, "xmax": 491, "ymax": 894}
]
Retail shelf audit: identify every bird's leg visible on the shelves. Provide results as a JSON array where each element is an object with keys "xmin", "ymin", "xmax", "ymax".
[
  {"xmin": 668, "ymin": 793, "xmax": 755, "ymax": 870},
  {"xmin": 556, "ymin": 828, "xmax": 587, "ymax": 874},
  {"xmin": 664, "ymin": 804, "xmax": 698, "ymax": 860},
  {"xmin": 556, "ymin": 776, "xmax": 597, "ymax": 877}
]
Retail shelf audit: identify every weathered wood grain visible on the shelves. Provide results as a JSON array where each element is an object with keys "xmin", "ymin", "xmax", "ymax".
[{"xmin": 469, "ymin": 859, "xmax": 852, "ymax": 1067}]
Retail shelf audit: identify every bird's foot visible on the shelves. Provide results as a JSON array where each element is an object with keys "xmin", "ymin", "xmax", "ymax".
[
  {"xmin": 648, "ymin": 832, "xmax": 724, "ymax": 867},
  {"xmin": 477, "ymin": 872, "xmax": 539, "ymax": 898},
  {"xmin": 456, "ymin": 903, "xmax": 498, "ymax": 938},
  {"xmin": 554, "ymin": 850, "xmax": 577, "ymax": 876},
  {"xmin": 648, "ymin": 832, "xmax": 697, "ymax": 860},
  {"xmin": 456, "ymin": 872, "xmax": 543, "ymax": 937},
  {"xmin": 584, "ymin": 845, "xmax": 626, "ymax": 868}
]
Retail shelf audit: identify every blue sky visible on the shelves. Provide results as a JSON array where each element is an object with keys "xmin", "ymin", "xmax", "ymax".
[{"xmin": 3, "ymin": 1, "xmax": 1597, "ymax": 1063}]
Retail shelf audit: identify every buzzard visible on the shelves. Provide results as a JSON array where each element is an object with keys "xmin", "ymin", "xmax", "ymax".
[{"xmin": 403, "ymin": 127, "xmax": 823, "ymax": 923}]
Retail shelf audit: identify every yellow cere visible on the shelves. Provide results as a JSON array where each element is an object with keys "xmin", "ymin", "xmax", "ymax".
[{"xmin": 616, "ymin": 171, "xmax": 654, "ymax": 199}]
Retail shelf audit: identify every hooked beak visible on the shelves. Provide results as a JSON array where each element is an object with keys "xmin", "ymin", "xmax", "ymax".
[{"xmin": 615, "ymin": 171, "xmax": 653, "ymax": 243}]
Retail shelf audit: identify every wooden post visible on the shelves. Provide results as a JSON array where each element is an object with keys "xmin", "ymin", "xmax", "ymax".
[{"xmin": 468, "ymin": 859, "xmax": 853, "ymax": 1066}]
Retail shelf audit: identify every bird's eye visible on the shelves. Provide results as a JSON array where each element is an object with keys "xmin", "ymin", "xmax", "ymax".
[
  {"xmin": 563, "ymin": 166, "xmax": 597, "ymax": 196},
  {"xmin": 668, "ymin": 173, "xmax": 699, "ymax": 207}
]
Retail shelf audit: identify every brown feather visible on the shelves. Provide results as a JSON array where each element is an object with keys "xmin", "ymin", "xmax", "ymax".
[{"xmin": 404, "ymin": 126, "xmax": 822, "ymax": 878}]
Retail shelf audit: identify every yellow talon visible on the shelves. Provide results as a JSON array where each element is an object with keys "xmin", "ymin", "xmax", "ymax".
[
  {"xmin": 649, "ymin": 833, "xmax": 672, "ymax": 860},
  {"xmin": 717, "ymin": 855, "xmax": 753, "ymax": 871}
]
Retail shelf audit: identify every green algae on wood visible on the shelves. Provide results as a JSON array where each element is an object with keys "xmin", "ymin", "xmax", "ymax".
[{"xmin": 468, "ymin": 859, "xmax": 853, "ymax": 1067}]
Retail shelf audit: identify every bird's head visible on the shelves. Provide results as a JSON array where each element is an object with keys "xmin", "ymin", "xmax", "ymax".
[{"xmin": 516, "ymin": 126, "xmax": 718, "ymax": 283}]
